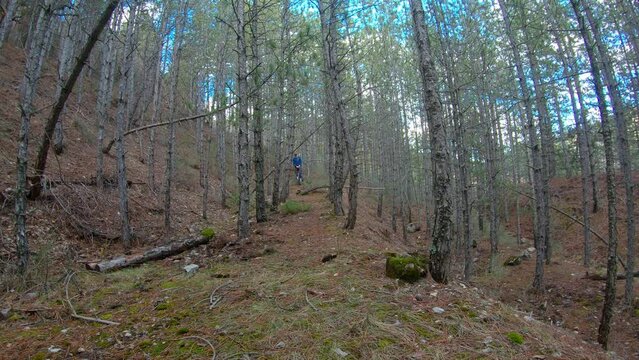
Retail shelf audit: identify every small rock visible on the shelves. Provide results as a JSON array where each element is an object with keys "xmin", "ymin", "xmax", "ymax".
[
  {"xmin": 275, "ymin": 341, "xmax": 285, "ymax": 349},
  {"xmin": 0, "ymin": 308, "xmax": 11, "ymax": 320},
  {"xmin": 321, "ymin": 253, "xmax": 337, "ymax": 263},
  {"xmin": 415, "ymin": 293, "xmax": 424, "ymax": 301},
  {"xmin": 503, "ymin": 255, "xmax": 522, "ymax": 266},
  {"xmin": 406, "ymin": 223, "xmax": 421, "ymax": 233},
  {"xmin": 123, "ymin": 330, "xmax": 132, "ymax": 338},
  {"xmin": 432, "ymin": 307, "xmax": 445, "ymax": 314},
  {"xmin": 24, "ymin": 292, "xmax": 38, "ymax": 301},
  {"xmin": 48, "ymin": 346, "xmax": 62, "ymax": 353},
  {"xmin": 527, "ymin": 247, "xmax": 536, "ymax": 253},
  {"xmin": 334, "ymin": 348, "xmax": 349, "ymax": 357},
  {"xmin": 77, "ymin": 347, "xmax": 85, "ymax": 353},
  {"xmin": 183, "ymin": 264, "xmax": 199, "ymax": 275}
]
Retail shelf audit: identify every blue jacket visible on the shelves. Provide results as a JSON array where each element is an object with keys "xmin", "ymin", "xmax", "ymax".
[{"xmin": 292, "ymin": 155, "xmax": 302, "ymax": 167}]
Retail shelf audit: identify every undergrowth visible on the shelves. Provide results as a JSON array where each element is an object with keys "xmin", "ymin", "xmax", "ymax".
[{"xmin": 279, "ymin": 200, "xmax": 311, "ymax": 215}]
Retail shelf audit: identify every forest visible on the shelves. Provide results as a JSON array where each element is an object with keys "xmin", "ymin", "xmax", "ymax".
[{"xmin": 0, "ymin": 0, "xmax": 637, "ymax": 358}]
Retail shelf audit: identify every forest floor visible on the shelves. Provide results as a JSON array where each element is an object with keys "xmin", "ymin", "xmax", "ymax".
[{"xmin": 0, "ymin": 186, "xmax": 623, "ymax": 360}]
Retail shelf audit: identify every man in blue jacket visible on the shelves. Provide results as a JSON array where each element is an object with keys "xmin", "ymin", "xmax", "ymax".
[{"xmin": 292, "ymin": 154, "xmax": 303, "ymax": 183}]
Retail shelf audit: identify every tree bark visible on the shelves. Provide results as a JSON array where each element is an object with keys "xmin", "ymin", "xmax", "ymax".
[{"xmin": 409, "ymin": 0, "xmax": 453, "ymax": 284}]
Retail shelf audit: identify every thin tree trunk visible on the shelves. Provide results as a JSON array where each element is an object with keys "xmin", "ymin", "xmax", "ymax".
[
  {"xmin": 114, "ymin": 0, "xmax": 138, "ymax": 248},
  {"xmin": 250, "ymin": 0, "xmax": 266, "ymax": 223},
  {"xmin": 14, "ymin": 0, "xmax": 56, "ymax": 272},
  {"xmin": 96, "ymin": 10, "xmax": 119, "ymax": 189},
  {"xmin": 235, "ymin": 0, "xmax": 251, "ymax": 239},
  {"xmin": 147, "ymin": 1, "xmax": 168, "ymax": 192},
  {"xmin": 0, "ymin": 0, "xmax": 17, "ymax": 48},
  {"xmin": 214, "ymin": 31, "xmax": 229, "ymax": 208},
  {"xmin": 163, "ymin": 0, "xmax": 187, "ymax": 231}
]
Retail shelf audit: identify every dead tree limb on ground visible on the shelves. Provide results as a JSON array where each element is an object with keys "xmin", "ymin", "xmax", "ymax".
[
  {"xmin": 512, "ymin": 188, "xmax": 626, "ymax": 270},
  {"xmin": 584, "ymin": 271, "xmax": 639, "ymax": 281},
  {"xmin": 86, "ymin": 235, "xmax": 212, "ymax": 272}
]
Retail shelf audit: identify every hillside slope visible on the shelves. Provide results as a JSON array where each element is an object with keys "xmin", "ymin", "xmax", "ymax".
[{"xmin": 0, "ymin": 189, "xmax": 614, "ymax": 359}]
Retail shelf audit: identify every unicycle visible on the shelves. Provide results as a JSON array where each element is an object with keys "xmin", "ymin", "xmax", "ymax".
[{"xmin": 295, "ymin": 165, "xmax": 303, "ymax": 185}]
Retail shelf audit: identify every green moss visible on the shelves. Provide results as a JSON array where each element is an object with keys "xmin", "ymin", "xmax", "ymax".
[
  {"xmin": 160, "ymin": 280, "xmax": 178, "ymax": 289},
  {"xmin": 385, "ymin": 253, "xmax": 428, "ymax": 283},
  {"xmin": 176, "ymin": 327, "xmax": 189, "ymax": 335},
  {"xmin": 94, "ymin": 333, "xmax": 113, "ymax": 349},
  {"xmin": 633, "ymin": 308, "xmax": 639, "ymax": 317},
  {"xmin": 8, "ymin": 313, "xmax": 23, "ymax": 321},
  {"xmin": 142, "ymin": 341, "xmax": 169, "ymax": 356},
  {"xmin": 100, "ymin": 313, "xmax": 113, "ymax": 320},
  {"xmin": 155, "ymin": 301, "xmax": 171, "ymax": 311},
  {"xmin": 32, "ymin": 352, "xmax": 47, "ymax": 360},
  {"xmin": 174, "ymin": 340, "xmax": 208, "ymax": 357},
  {"xmin": 279, "ymin": 200, "xmax": 311, "ymax": 215},
  {"xmin": 506, "ymin": 332, "xmax": 524, "ymax": 345},
  {"xmin": 377, "ymin": 338, "xmax": 394, "ymax": 349},
  {"xmin": 201, "ymin": 227, "xmax": 216, "ymax": 239}
]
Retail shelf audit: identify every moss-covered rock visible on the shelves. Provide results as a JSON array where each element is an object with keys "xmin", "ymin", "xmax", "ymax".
[
  {"xmin": 201, "ymin": 227, "xmax": 216, "ymax": 239},
  {"xmin": 385, "ymin": 253, "xmax": 428, "ymax": 283}
]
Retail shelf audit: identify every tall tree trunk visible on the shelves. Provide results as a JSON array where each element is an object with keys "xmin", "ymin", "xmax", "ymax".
[
  {"xmin": 250, "ymin": 0, "xmax": 267, "ymax": 223},
  {"xmin": 319, "ymin": 0, "xmax": 346, "ymax": 217},
  {"xmin": 583, "ymin": 0, "xmax": 636, "ymax": 307},
  {"xmin": 14, "ymin": 0, "xmax": 56, "ymax": 273},
  {"xmin": 96, "ymin": 7, "xmax": 119, "ymax": 189},
  {"xmin": 498, "ymin": 0, "xmax": 547, "ymax": 291},
  {"xmin": 271, "ymin": 0, "xmax": 290, "ymax": 210},
  {"xmin": 235, "ymin": 0, "xmax": 251, "ymax": 239},
  {"xmin": 114, "ymin": 0, "xmax": 138, "ymax": 248},
  {"xmin": 214, "ymin": 31, "xmax": 229, "ymax": 208},
  {"xmin": 0, "ymin": 0, "xmax": 17, "ymax": 48},
  {"xmin": 147, "ymin": 1, "xmax": 168, "ymax": 192},
  {"xmin": 571, "ymin": 0, "xmax": 618, "ymax": 349},
  {"xmin": 409, "ymin": 0, "xmax": 453, "ymax": 284},
  {"xmin": 545, "ymin": 3, "xmax": 594, "ymax": 265},
  {"xmin": 163, "ymin": 0, "xmax": 187, "ymax": 231}
]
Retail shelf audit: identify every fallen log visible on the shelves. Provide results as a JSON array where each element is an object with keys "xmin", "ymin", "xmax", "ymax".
[
  {"xmin": 86, "ymin": 235, "xmax": 211, "ymax": 272},
  {"xmin": 584, "ymin": 271, "xmax": 639, "ymax": 281},
  {"xmin": 298, "ymin": 185, "xmax": 385, "ymax": 196},
  {"xmin": 299, "ymin": 185, "xmax": 329, "ymax": 195}
]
